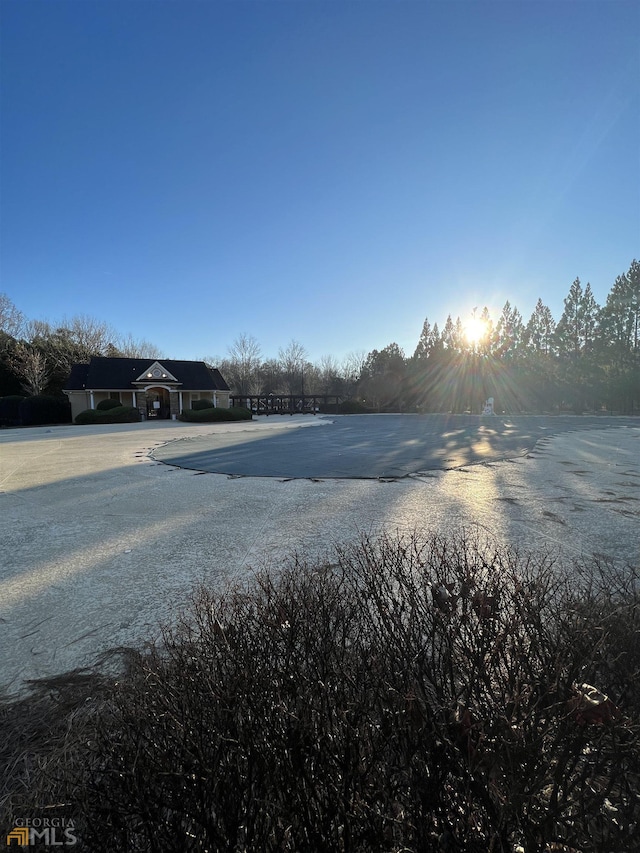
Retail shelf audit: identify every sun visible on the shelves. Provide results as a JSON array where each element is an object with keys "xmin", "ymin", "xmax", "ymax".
[{"xmin": 464, "ymin": 315, "xmax": 487, "ymax": 346}]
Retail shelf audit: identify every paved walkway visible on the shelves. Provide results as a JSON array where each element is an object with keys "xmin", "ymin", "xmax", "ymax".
[{"xmin": 1, "ymin": 415, "xmax": 639, "ymax": 695}]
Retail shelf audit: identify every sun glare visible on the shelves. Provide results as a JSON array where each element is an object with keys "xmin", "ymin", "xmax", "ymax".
[{"xmin": 464, "ymin": 316, "xmax": 487, "ymax": 346}]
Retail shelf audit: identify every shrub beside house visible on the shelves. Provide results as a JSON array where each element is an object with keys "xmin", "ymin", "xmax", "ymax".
[{"xmin": 0, "ymin": 394, "xmax": 71, "ymax": 427}]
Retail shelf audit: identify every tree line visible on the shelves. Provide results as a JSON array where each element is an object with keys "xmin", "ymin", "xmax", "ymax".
[
  {"xmin": 404, "ymin": 260, "xmax": 639, "ymax": 414},
  {"xmin": 0, "ymin": 305, "xmax": 162, "ymax": 398},
  {"xmin": 1, "ymin": 259, "xmax": 638, "ymax": 414}
]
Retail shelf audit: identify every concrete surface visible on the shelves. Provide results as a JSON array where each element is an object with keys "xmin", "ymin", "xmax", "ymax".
[{"xmin": 1, "ymin": 415, "xmax": 639, "ymax": 696}]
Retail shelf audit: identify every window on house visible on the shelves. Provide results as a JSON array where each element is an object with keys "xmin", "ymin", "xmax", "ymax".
[{"xmin": 110, "ymin": 392, "xmax": 121, "ymax": 402}]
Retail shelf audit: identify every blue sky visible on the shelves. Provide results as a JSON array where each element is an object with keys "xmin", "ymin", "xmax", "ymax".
[{"xmin": 1, "ymin": 0, "xmax": 638, "ymax": 364}]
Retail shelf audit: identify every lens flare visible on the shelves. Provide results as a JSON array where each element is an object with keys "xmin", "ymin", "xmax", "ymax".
[{"xmin": 464, "ymin": 316, "xmax": 487, "ymax": 345}]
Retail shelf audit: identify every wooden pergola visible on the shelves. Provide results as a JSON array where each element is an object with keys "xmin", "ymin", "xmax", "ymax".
[{"xmin": 230, "ymin": 394, "xmax": 344, "ymax": 415}]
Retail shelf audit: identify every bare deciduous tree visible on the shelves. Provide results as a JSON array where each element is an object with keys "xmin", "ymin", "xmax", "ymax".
[
  {"xmin": 0, "ymin": 293, "xmax": 25, "ymax": 340},
  {"xmin": 23, "ymin": 318, "xmax": 52, "ymax": 342},
  {"xmin": 278, "ymin": 339, "xmax": 308, "ymax": 394},
  {"xmin": 341, "ymin": 350, "xmax": 366, "ymax": 383},
  {"xmin": 9, "ymin": 342, "xmax": 51, "ymax": 395},
  {"xmin": 226, "ymin": 333, "xmax": 262, "ymax": 395},
  {"xmin": 67, "ymin": 315, "xmax": 117, "ymax": 356},
  {"xmin": 114, "ymin": 333, "xmax": 163, "ymax": 359}
]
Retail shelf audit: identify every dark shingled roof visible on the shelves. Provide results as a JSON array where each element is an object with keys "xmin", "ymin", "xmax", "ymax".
[
  {"xmin": 65, "ymin": 363, "xmax": 90, "ymax": 390},
  {"xmin": 64, "ymin": 357, "xmax": 230, "ymax": 392}
]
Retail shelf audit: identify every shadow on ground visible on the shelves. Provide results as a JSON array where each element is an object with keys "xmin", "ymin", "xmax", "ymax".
[{"xmin": 153, "ymin": 414, "xmax": 640, "ymax": 479}]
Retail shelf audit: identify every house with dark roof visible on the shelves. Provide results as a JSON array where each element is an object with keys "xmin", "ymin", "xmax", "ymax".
[{"xmin": 64, "ymin": 357, "xmax": 230, "ymax": 421}]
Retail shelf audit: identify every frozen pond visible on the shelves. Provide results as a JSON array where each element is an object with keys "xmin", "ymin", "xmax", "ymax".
[
  {"xmin": 1, "ymin": 415, "xmax": 639, "ymax": 694},
  {"xmin": 153, "ymin": 413, "xmax": 640, "ymax": 478}
]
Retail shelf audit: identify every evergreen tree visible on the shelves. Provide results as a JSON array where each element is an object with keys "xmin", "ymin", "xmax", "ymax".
[
  {"xmin": 441, "ymin": 315, "xmax": 456, "ymax": 350},
  {"xmin": 555, "ymin": 278, "xmax": 584, "ymax": 356},
  {"xmin": 554, "ymin": 278, "xmax": 603, "ymax": 410},
  {"xmin": 478, "ymin": 306, "xmax": 495, "ymax": 356},
  {"xmin": 605, "ymin": 261, "xmax": 640, "ymax": 371},
  {"xmin": 359, "ymin": 344, "xmax": 407, "ymax": 410},
  {"xmin": 525, "ymin": 299, "xmax": 556, "ymax": 356},
  {"xmin": 495, "ymin": 301, "xmax": 525, "ymax": 358},
  {"xmin": 581, "ymin": 282, "xmax": 599, "ymax": 353},
  {"xmin": 413, "ymin": 317, "xmax": 433, "ymax": 360},
  {"xmin": 454, "ymin": 317, "xmax": 466, "ymax": 353},
  {"xmin": 555, "ymin": 278, "xmax": 599, "ymax": 357},
  {"xmin": 626, "ymin": 258, "xmax": 640, "ymax": 356},
  {"xmin": 597, "ymin": 261, "xmax": 640, "ymax": 413}
]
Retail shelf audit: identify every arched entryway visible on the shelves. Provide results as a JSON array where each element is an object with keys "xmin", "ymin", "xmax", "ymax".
[{"xmin": 146, "ymin": 386, "xmax": 171, "ymax": 419}]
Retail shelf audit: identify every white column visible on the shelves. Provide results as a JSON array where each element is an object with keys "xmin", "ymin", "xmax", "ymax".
[
  {"xmin": 89, "ymin": 391, "xmax": 95, "ymax": 409},
  {"xmin": 213, "ymin": 392, "xmax": 217, "ymax": 408},
  {"xmin": 179, "ymin": 391, "xmax": 183, "ymax": 412},
  {"xmin": 132, "ymin": 390, "xmax": 137, "ymax": 408}
]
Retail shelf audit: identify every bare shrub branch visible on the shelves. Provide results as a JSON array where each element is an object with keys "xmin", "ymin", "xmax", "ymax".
[{"xmin": 2, "ymin": 532, "xmax": 639, "ymax": 851}]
